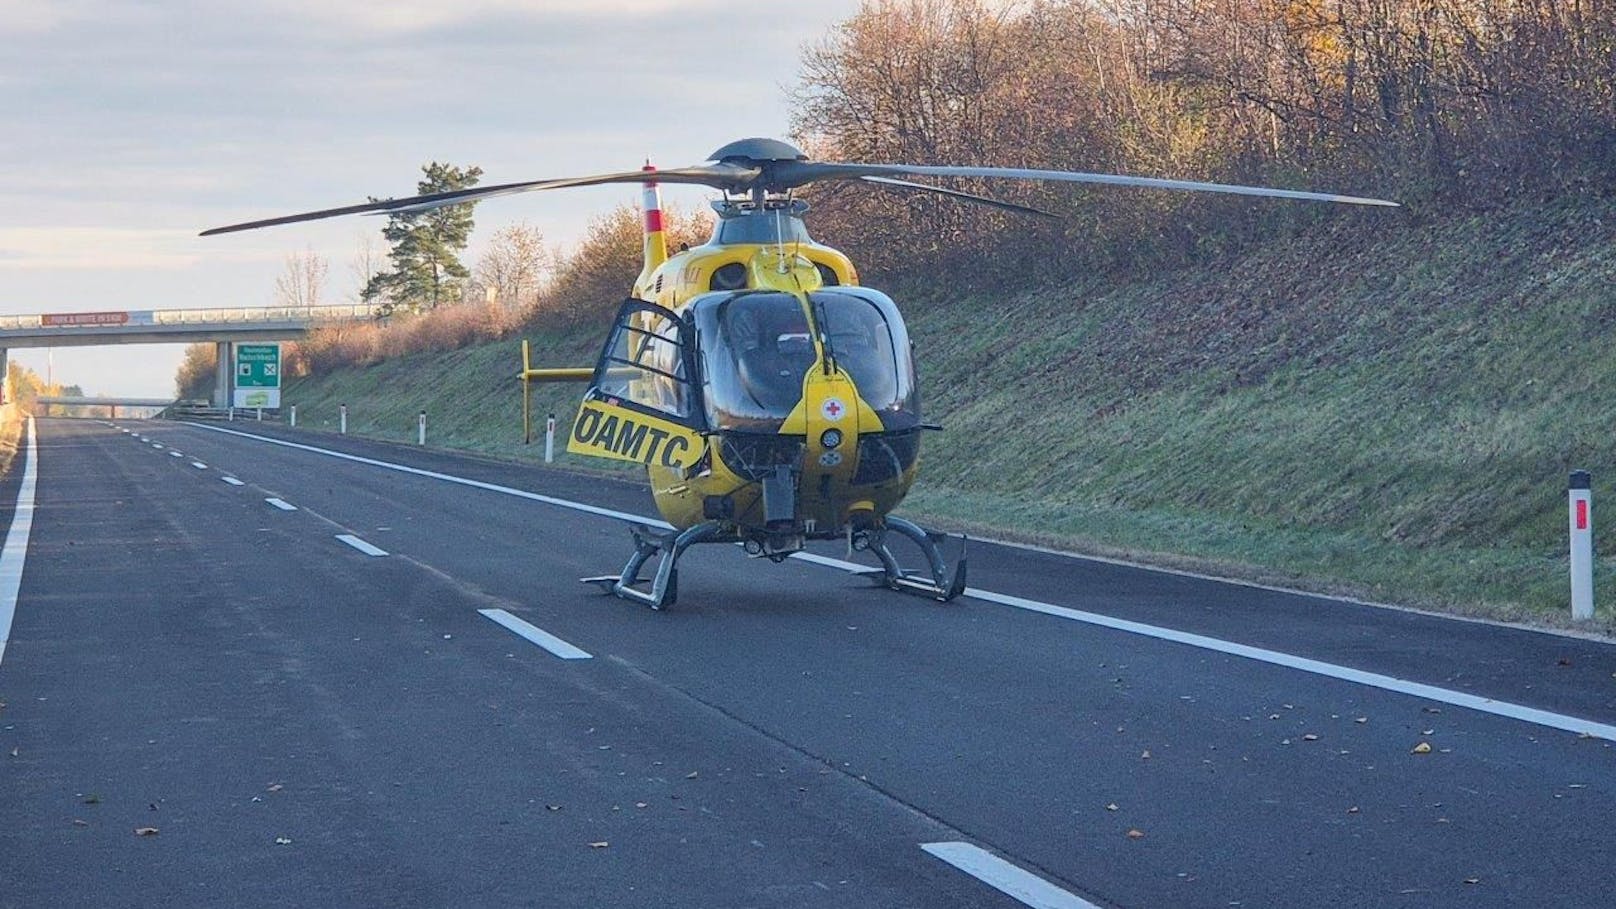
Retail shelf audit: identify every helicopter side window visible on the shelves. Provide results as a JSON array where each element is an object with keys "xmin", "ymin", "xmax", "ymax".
[{"xmin": 594, "ymin": 302, "xmax": 692, "ymax": 420}]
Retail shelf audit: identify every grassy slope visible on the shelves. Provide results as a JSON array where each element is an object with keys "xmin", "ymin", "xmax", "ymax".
[{"xmin": 281, "ymin": 195, "xmax": 1616, "ymax": 624}]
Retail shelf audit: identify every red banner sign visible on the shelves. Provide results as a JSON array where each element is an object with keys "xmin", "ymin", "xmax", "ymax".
[{"xmin": 41, "ymin": 311, "xmax": 130, "ymax": 327}]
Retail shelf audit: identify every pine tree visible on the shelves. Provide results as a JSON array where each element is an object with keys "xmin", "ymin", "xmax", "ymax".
[{"xmin": 363, "ymin": 162, "xmax": 484, "ymax": 313}]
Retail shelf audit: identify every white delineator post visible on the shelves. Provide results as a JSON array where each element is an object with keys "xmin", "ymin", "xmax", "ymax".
[
  {"xmin": 545, "ymin": 413, "xmax": 556, "ymax": 463},
  {"xmin": 418, "ymin": 411, "xmax": 427, "ymax": 446},
  {"xmin": 339, "ymin": 404, "xmax": 348, "ymax": 435},
  {"xmin": 1570, "ymin": 470, "xmax": 1594, "ymax": 621},
  {"xmin": 289, "ymin": 405, "xmax": 297, "ymax": 428}
]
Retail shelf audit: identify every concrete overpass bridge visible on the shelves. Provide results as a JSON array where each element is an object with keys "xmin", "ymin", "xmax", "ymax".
[
  {"xmin": 0, "ymin": 304, "xmax": 373, "ymax": 406},
  {"xmin": 34, "ymin": 396, "xmax": 176, "ymax": 418}
]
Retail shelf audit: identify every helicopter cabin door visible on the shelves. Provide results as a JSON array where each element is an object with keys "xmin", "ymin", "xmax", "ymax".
[{"xmin": 568, "ymin": 299, "xmax": 705, "ymax": 471}]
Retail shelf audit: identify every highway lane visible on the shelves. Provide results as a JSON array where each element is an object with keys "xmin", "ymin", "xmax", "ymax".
[
  {"xmin": 5, "ymin": 416, "xmax": 1616, "ymax": 907},
  {"xmin": 0, "ymin": 419, "xmax": 1000, "ymax": 908}
]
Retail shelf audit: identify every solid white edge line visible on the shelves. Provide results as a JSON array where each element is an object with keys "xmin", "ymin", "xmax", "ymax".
[
  {"xmin": 264, "ymin": 497, "xmax": 297, "ymax": 511},
  {"xmin": 921, "ymin": 843, "xmax": 1099, "ymax": 909},
  {"xmin": 220, "ymin": 476, "xmax": 245, "ymax": 486},
  {"xmin": 335, "ymin": 533, "xmax": 388, "ymax": 557},
  {"xmin": 478, "ymin": 608, "xmax": 592, "ymax": 660},
  {"xmin": 789, "ymin": 551, "xmax": 1616, "ymax": 743},
  {"xmin": 183, "ymin": 422, "xmax": 1616, "ymax": 742},
  {"xmin": 0, "ymin": 418, "xmax": 39, "ymax": 668}
]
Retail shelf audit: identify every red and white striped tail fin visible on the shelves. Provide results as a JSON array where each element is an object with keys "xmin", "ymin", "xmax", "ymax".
[{"xmin": 639, "ymin": 162, "xmax": 668, "ymax": 285}]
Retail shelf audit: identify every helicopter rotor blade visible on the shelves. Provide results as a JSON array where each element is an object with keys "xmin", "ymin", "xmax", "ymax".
[
  {"xmin": 774, "ymin": 161, "xmax": 1399, "ymax": 207},
  {"xmin": 200, "ymin": 163, "xmax": 761, "ymax": 236},
  {"xmin": 858, "ymin": 176, "xmax": 1060, "ymax": 219}
]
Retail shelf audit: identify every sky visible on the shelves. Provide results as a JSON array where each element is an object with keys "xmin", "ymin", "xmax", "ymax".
[{"xmin": 1, "ymin": 0, "xmax": 866, "ymax": 396}]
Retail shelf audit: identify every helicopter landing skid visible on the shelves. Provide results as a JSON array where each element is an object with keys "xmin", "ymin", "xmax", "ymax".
[
  {"xmin": 854, "ymin": 516, "xmax": 968, "ymax": 603},
  {"xmin": 582, "ymin": 521, "xmax": 726, "ymax": 610}
]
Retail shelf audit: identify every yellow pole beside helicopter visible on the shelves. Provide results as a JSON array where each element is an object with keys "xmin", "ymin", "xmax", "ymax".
[{"xmin": 205, "ymin": 138, "xmax": 1396, "ymax": 610}]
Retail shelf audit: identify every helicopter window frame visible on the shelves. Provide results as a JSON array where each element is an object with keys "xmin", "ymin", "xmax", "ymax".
[{"xmin": 586, "ymin": 298, "xmax": 704, "ymax": 429}]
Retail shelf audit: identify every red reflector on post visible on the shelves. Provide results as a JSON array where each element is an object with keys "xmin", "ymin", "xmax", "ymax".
[{"xmin": 1577, "ymin": 499, "xmax": 1589, "ymax": 531}]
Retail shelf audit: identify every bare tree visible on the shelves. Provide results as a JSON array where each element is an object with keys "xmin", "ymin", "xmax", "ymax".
[
  {"xmin": 274, "ymin": 246, "xmax": 328, "ymax": 309},
  {"xmin": 349, "ymin": 232, "xmax": 385, "ymax": 304},
  {"xmin": 475, "ymin": 222, "xmax": 549, "ymax": 311}
]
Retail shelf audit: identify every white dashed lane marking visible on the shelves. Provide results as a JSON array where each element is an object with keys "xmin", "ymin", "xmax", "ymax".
[
  {"xmin": 335, "ymin": 534, "xmax": 387, "ymax": 557},
  {"xmin": 478, "ymin": 609, "xmax": 592, "ymax": 660}
]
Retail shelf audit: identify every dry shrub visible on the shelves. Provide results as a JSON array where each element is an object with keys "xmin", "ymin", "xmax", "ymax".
[
  {"xmin": 173, "ymin": 343, "xmax": 218, "ymax": 399},
  {"xmin": 283, "ymin": 201, "xmax": 708, "ymax": 379},
  {"xmin": 287, "ymin": 302, "xmax": 521, "ymax": 377},
  {"xmin": 533, "ymin": 203, "xmax": 711, "ymax": 330}
]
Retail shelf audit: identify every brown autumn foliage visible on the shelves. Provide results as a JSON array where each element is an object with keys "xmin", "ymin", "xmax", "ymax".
[
  {"xmin": 793, "ymin": 0, "xmax": 1616, "ymax": 284},
  {"xmin": 538, "ymin": 203, "xmax": 713, "ymax": 328},
  {"xmin": 174, "ymin": 342, "xmax": 217, "ymax": 399},
  {"xmin": 279, "ymin": 204, "xmax": 711, "ymax": 379},
  {"xmin": 285, "ymin": 301, "xmax": 525, "ymax": 377},
  {"xmin": 249, "ymin": 0, "xmax": 1614, "ymax": 382}
]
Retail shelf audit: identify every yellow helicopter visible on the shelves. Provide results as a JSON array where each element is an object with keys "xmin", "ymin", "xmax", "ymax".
[{"xmin": 204, "ymin": 138, "xmax": 1396, "ymax": 609}]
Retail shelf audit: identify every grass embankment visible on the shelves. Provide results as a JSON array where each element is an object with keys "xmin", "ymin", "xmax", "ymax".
[{"xmin": 281, "ymin": 195, "xmax": 1616, "ymax": 626}]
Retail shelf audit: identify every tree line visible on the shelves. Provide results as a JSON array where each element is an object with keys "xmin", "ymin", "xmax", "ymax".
[{"xmin": 793, "ymin": 0, "xmax": 1615, "ymax": 282}]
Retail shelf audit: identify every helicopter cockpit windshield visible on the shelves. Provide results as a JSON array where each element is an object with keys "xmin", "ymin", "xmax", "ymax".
[{"xmin": 693, "ymin": 288, "xmax": 920, "ymax": 432}]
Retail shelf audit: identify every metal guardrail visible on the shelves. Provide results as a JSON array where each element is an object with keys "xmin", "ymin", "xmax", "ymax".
[
  {"xmin": 0, "ymin": 304, "xmax": 374, "ymax": 332},
  {"xmin": 162, "ymin": 402, "xmax": 286, "ymax": 423}
]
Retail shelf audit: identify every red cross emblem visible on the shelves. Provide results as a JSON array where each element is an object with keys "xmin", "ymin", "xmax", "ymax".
[{"xmin": 821, "ymin": 398, "xmax": 845, "ymax": 421}]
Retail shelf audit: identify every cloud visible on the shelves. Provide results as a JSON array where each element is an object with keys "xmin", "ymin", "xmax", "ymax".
[
  {"xmin": 259, "ymin": 0, "xmax": 736, "ymax": 33},
  {"xmin": 0, "ymin": 227, "xmax": 214, "ymax": 270}
]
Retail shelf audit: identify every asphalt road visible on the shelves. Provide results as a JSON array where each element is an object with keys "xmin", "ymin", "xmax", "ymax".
[{"xmin": 3, "ymin": 416, "xmax": 1614, "ymax": 908}]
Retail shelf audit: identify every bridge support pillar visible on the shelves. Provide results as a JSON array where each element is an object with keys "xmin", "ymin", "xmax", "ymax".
[
  {"xmin": 213, "ymin": 341, "xmax": 232, "ymax": 408},
  {"xmin": 0, "ymin": 348, "xmax": 7, "ymax": 404}
]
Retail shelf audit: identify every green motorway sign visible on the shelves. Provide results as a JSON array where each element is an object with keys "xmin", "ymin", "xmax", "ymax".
[
  {"xmin": 233, "ymin": 344, "xmax": 281, "ymax": 408},
  {"xmin": 236, "ymin": 344, "xmax": 280, "ymax": 387}
]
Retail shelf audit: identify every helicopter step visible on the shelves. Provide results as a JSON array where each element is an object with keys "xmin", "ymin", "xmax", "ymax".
[
  {"xmin": 851, "ymin": 516, "xmax": 968, "ymax": 603},
  {"xmin": 582, "ymin": 521, "xmax": 726, "ymax": 610}
]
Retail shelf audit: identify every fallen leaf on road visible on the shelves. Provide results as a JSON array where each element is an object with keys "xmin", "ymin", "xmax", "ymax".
[
  {"xmin": 1355, "ymin": 717, "xmax": 1368, "ymax": 724},
  {"xmin": 1347, "ymin": 806, "xmax": 1360, "ymax": 814},
  {"xmin": 1303, "ymin": 734, "xmax": 1319, "ymax": 742},
  {"xmin": 82, "ymin": 795, "xmax": 100, "ymax": 804},
  {"xmin": 134, "ymin": 827, "xmax": 159, "ymax": 836},
  {"xmin": 274, "ymin": 837, "xmax": 293, "ymax": 845},
  {"xmin": 589, "ymin": 841, "xmax": 609, "ymax": 848},
  {"xmin": 1464, "ymin": 878, "xmax": 1479, "ymax": 885},
  {"xmin": 545, "ymin": 805, "xmax": 561, "ymax": 811},
  {"xmin": 635, "ymin": 802, "xmax": 648, "ymax": 809},
  {"xmin": 72, "ymin": 819, "xmax": 88, "ymax": 827},
  {"xmin": 267, "ymin": 784, "xmax": 283, "ymax": 793},
  {"xmin": 685, "ymin": 771, "xmax": 699, "ymax": 779},
  {"xmin": 1105, "ymin": 804, "xmax": 1119, "ymax": 812},
  {"xmin": 1411, "ymin": 742, "xmax": 1433, "ymax": 755},
  {"xmin": 1140, "ymin": 750, "xmax": 1150, "ymax": 760},
  {"xmin": 1126, "ymin": 829, "xmax": 1145, "ymax": 839}
]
